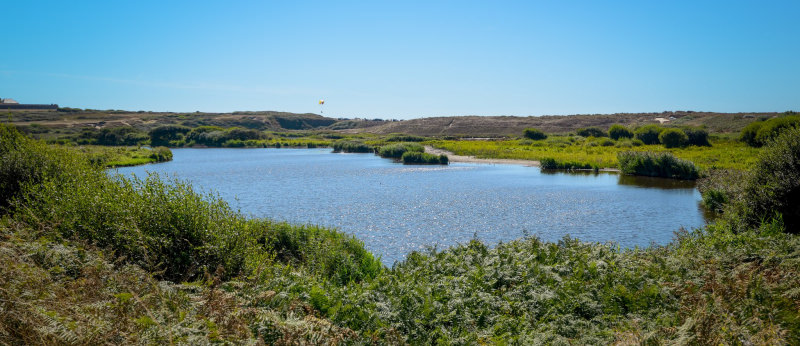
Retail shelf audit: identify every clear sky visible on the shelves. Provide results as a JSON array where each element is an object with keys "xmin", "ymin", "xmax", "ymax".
[{"xmin": 1, "ymin": 1, "xmax": 798, "ymax": 119}]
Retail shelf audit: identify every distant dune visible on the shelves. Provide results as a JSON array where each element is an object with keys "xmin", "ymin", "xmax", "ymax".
[{"xmin": 9, "ymin": 108, "xmax": 775, "ymax": 137}]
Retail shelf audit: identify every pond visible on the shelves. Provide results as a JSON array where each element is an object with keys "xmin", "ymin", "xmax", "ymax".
[{"xmin": 114, "ymin": 148, "xmax": 707, "ymax": 265}]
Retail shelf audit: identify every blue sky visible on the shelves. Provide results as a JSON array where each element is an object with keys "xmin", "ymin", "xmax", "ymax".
[{"xmin": 1, "ymin": 1, "xmax": 798, "ymax": 119}]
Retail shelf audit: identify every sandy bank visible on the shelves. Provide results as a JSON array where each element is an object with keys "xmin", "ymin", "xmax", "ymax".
[{"xmin": 424, "ymin": 146, "xmax": 540, "ymax": 167}]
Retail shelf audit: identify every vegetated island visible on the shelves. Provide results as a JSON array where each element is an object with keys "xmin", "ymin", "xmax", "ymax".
[{"xmin": 2, "ymin": 107, "xmax": 800, "ymax": 343}]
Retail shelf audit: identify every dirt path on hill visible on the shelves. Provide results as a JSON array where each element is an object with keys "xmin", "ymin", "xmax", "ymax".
[{"xmin": 424, "ymin": 146, "xmax": 540, "ymax": 167}]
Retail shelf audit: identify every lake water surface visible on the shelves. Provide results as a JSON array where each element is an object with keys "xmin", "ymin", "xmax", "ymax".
[{"xmin": 114, "ymin": 148, "xmax": 706, "ymax": 265}]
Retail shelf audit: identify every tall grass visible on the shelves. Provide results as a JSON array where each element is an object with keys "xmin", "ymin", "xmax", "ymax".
[
  {"xmin": 331, "ymin": 140, "xmax": 373, "ymax": 153},
  {"xmin": 376, "ymin": 142, "xmax": 424, "ymax": 158},
  {"xmin": 401, "ymin": 151, "xmax": 449, "ymax": 164},
  {"xmin": 617, "ymin": 151, "xmax": 699, "ymax": 180}
]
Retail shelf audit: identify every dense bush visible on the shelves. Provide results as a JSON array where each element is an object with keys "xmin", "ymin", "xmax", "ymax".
[
  {"xmin": 0, "ymin": 125, "xmax": 91, "ymax": 211},
  {"xmin": 184, "ymin": 126, "xmax": 264, "ymax": 147},
  {"xmin": 697, "ymin": 169, "xmax": 749, "ymax": 213},
  {"xmin": 735, "ymin": 127, "xmax": 800, "ymax": 232},
  {"xmin": 740, "ymin": 114, "xmax": 800, "ymax": 147},
  {"xmin": 523, "ymin": 127, "xmax": 547, "ymax": 140},
  {"xmin": 617, "ymin": 151, "xmax": 699, "ymax": 180},
  {"xmin": 74, "ymin": 126, "xmax": 149, "ymax": 146},
  {"xmin": 681, "ymin": 126, "xmax": 711, "ymax": 146},
  {"xmin": 608, "ymin": 124, "xmax": 634, "ymax": 140},
  {"xmin": 377, "ymin": 143, "xmax": 424, "ymax": 158},
  {"xmin": 149, "ymin": 125, "xmax": 191, "ymax": 146},
  {"xmin": 401, "ymin": 151, "xmax": 448, "ymax": 164},
  {"xmin": 658, "ymin": 128, "xmax": 688, "ymax": 148},
  {"xmin": 576, "ymin": 127, "xmax": 607, "ymax": 137},
  {"xmin": 149, "ymin": 146, "xmax": 173, "ymax": 162},
  {"xmin": 740, "ymin": 121, "xmax": 763, "ymax": 146},
  {"xmin": 332, "ymin": 140, "xmax": 373, "ymax": 153},
  {"xmin": 753, "ymin": 115, "xmax": 800, "ymax": 147},
  {"xmin": 634, "ymin": 125, "xmax": 664, "ymax": 145}
]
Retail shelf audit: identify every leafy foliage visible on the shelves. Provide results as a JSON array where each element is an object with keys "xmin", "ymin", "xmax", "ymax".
[
  {"xmin": 734, "ymin": 127, "xmax": 800, "ymax": 232},
  {"xmin": 149, "ymin": 125, "xmax": 191, "ymax": 146},
  {"xmin": 659, "ymin": 128, "xmax": 689, "ymax": 148},
  {"xmin": 634, "ymin": 125, "xmax": 664, "ymax": 145},
  {"xmin": 681, "ymin": 126, "xmax": 711, "ymax": 146},
  {"xmin": 740, "ymin": 114, "xmax": 800, "ymax": 147},
  {"xmin": 608, "ymin": 124, "xmax": 634, "ymax": 140},
  {"xmin": 75, "ymin": 126, "xmax": 149, "ymax": 146}
]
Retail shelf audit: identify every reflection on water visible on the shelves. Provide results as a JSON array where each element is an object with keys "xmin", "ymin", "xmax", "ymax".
[
  {"xmin": 617, "ymin": 175, "xmax": 697, "ymax": 189},
  {"xmin": 114, "ymin": 148, "xmax": 708, "ymax": 265}
]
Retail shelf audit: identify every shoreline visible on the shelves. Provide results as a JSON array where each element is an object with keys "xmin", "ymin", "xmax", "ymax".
[
  {"xmin": 424, "ymin": 146, "xmax": 541, "ymax": 167},
  {"xmin": 425, "ymin": 145, "xmax": 621, "ymax": 172}
]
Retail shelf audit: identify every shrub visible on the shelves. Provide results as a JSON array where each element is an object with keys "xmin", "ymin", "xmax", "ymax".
[
  {"xmin": 658, "ymin": 128, "xmax": 688, "ymax": 148},
  {"xmin": 753, "ymin": 115, "xmax": 800, "ymax": 146},
  {"xmin": 226, "ymin": 128, "xmax": 263, "ymax": 141},
  {"xmin": 681, "ymin": 127, "xmax": 710, "ymax": 146},
  {"xmin": 599, "ymin": 138, "xmax": 615, "ymax": 146},
  {"xmin": 149, "ymin": 146, "xmax": 173, "ymax": 162},
  {"xmin": 523, "ymin": 128, "xmax": 547, "ymax": 140},
  {"xmin": 697, "ymin": 169, "xmax": 748, "ymax": 214},
  {"xmin": 608, "ymin": 124, "xmax": 634, "ymax": 140},
  {"xmin": 401, "ymin": 151, "xmax": 448, "ymax": 164},
  {"xmin": 0, "ymin": 125, "xmax": 92, "ymax": 211},
  {"xmin": 634, "ymin": 125, "xmax": 664, "ymax": 145},
  {"xmin": 741, "ymin": 115, "xmax": 800, "ymax": 147},
  {"xmin": 735, "ymin": 127, "xmax": 800, "ymax": 232},
  {"xmin": 149, "ymin": 125, "xmax": 191, "ymax": 146},
  {"xmin": 377, "ymin": 143, "xmax": 424, "ymax": 158},
  {"xmin": 576, "ymin": 127, "xmax": 607, "ymax": 138},
  {"xmin": 617, "ymin": 151, "xmax": 699, "ymax": 180},
  {"xmin": 740, "ymin": 121, "xmax": 763, "ymax": 146}
]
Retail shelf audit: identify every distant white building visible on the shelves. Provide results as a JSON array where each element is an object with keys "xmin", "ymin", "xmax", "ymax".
[{"xmin": 0, "ymin": 98, "xmax": 19, "ymax": 104}]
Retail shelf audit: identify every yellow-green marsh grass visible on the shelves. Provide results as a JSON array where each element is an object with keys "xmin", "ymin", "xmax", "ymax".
[
  {"xmin": 427, "ymin": 136, "xmax": 759, "ymax": 171},
  {"xmin": 72, "ymin": 145, "xmax": 172, "ymax": 167}
]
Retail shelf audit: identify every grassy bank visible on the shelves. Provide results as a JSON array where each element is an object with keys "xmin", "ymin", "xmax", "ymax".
[
  {"xmin": 74, "ymin": 145, "xmax": 173, "ymax": 167},
  {"xmin": 1, "ymin": 123, "xmax": 798, "ymax": 344},
  {"xmin": 429, "ymin": 136, "xmax": 758, "ymax": 171}
]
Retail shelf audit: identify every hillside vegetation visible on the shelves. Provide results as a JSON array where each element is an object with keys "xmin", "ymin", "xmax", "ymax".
[
  {"xmin": 2, "ymin": 122, "xmax": 799, "ymax": 343},
  {"xmin": 8, "ymin": 108, "xmax": 777, "ymax": 141}
]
